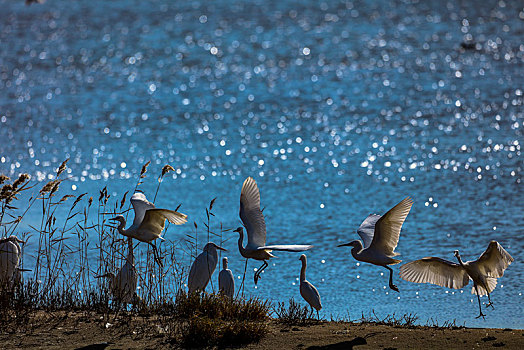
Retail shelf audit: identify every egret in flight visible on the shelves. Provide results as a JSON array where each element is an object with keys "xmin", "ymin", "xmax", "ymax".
[
  {"xmin": 400, "ymin": 240, "xmax": 514, "ymax": 318},
  {"xmin": 338, "ymin": 197, "xmax": 413, "ymax": 292},
  {"xmin": 188, "ymin": 242, "xmax": 227, "ymax": 294},
  {"xmin": 235, "ymin": 177, "xmax": 313, "ymax": 286},
  {"xmin": 109, "ymin": 192, "xmax": 187, "ymax": 266},
  {"xmin": 299, "ymin": 254, "xmax": 322, "ymax": 319},
  {"xmin": 0, "ymin": 236, "xmax": 25, "ymax": 290},
  {"xmin": 97, "ymin": 237, "xmax": 138, "ymax": 304},
  {"xmin": 218, "ymin": 257, "xmax": 235, "ymax": 299}
]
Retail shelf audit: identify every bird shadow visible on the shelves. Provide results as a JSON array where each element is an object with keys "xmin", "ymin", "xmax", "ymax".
[
  {"xmin": 74, "ymin": 343, "xmax": 113, "ymax": 350},
  {"xmin": 307, "ymin": 337, "xmax": 367, "ymax": 350}
]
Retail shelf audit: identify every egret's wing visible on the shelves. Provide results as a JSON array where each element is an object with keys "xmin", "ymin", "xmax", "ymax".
[
  {"xmin": 240, "ymin": 177, "xmax": 266, "ymax": 247},
  {"xmin": 258, "ymin": 244, "xmax": 313, "ymax": 252},
  {"xmin": 188, "ymin": 251, "xmax": 217, "ymax": 294},
  {"xmin": 114, "ymin": 261, "xmax": 137, "ymax": 303},
  {"xmin": 400, "ymin": 257, "xmax": 470, "ymax": 289},
  {"xmin": 0, "ymin": 241, "xmax": 20, "ymax": 285},
  {"xmin": 155, "ymin": 209, "xmax": 188, "ymax": 225},
  {"xmin": 469, "ymin": 241, "xmax": 514, "ymax": 278},
  {"xmin": 357, "ymin": 214, "xmax": 381, "ymax": 249},
  {"xmin": 300, "ymin": 280, "xmax": 322, "ymax": 310},
  {"xmin": 137, "ymin": 209, "xmax": 174, "ymax": 239},
  {"xmin": 370, "ymin": 197, "xmax": 413, "ymax": 256},
  {"xmin": 131, "ymin": 192, "xmax": 155, "ymax": 227}
]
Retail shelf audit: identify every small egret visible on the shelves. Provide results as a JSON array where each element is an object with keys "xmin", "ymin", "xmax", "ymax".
[
  {"xmin": 218, "ymin": 257, "xmax": 235, "ymax": 299},
  {"xmin": 110, "ymin": 192, "xmax": 187, "ymax": 266},
  {"xmin": 97, "ymin": 237, "xmax": 138, "ymax": 304},
  {"xmin": 299, "ymin": 254, "xmax": 322, "ymax": 319},
  {"xmin": 235, "ymin": 177, "xmax": 313, "ymax": 286},
  {"xmin": 188, "ymin": 242, "xmax": 227, "ymax": 294},
  {"xmin": 400, "ymin": 240, "xmax": 514, "ymax": 318},
  {"xmin": 338, "ymin": 197, "xmax": 413, "ymax": 292},
  {"xmin": 0, "ymin": 236, "xmax": 24, "ymax": 289}
]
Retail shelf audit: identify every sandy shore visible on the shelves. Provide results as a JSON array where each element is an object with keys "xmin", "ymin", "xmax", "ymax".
[{"xmin": 1, "ymin": 312, "xmax": 522, "ymax": 349}]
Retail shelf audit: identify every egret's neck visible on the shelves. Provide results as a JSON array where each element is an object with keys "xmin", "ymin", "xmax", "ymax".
[
  {"xmin": 350, "ymin": 241, "xmax": 364, "ymax": 259},
  {"xmin": 127, "ymin": 237, "xmax": 134, "ymax": 264},
  {"xmin": 223, "ymin": 260, "xmax": 228, "ymax": 270},
  {"xmin": 238, "ymin": 232, "xmax": 248, "ymax": 258},
  {"xmin": 300, "ymin": 260, "xmax": 307, "ymax": 281},
  {"xmin": 116, "ymin": 219, "xmax": 128, "ymax": 237},
  {"xmin": 455, "ymin": 255, "xmax": 465, "ymax": 267}
]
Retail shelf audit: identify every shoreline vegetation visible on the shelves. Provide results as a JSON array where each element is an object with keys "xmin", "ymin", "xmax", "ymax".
[{"xmin": 1, "ymin": 161, "xmax": 522, "ymax": 349}]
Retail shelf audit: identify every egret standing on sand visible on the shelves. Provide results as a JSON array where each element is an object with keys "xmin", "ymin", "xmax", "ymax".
[
  {"xmin": 188, "ymin": 242, "xmax": 227, "ymax": 294},
  {"xmin": 338, "ymin": 197, "xmax": 413, "ymax": 292},
  {"xmin": 400, "ymin": 240, "xmax": 514, "ymax": 318},
  {"xmin": 0, "ymin": 236, "xmax": 24, "ymax": 289},
  {"xmin": 97, "ymin": 237, "xmax": 138, "ymax": 303},
  {"xmin": 218, "ymin": 257, "xmax": 235, "ymax": 298},
  {"xmin": 235, "ymin": 177, "xmax": 313, "ymax": 286},
  {"xmin": 109, "ymin": 192, "xmax": 187, "ymax": 266},
  {"xmin": 299, "ymin": 254, "xmax": 322, "ymax": 319}
]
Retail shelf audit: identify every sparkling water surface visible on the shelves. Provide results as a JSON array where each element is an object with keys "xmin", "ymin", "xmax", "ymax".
[{"xmin": 1, "ymin": 0, "xmax": 522, "ymax": 328}]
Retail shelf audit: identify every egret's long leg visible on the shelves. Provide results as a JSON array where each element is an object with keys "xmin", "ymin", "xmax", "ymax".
[
  {"xmin": 149, "ymin": 242, "xmax": 163, "ymax": 268},
  {"xmin": 237, "ymin": 258, "xmax": 248, "ymax": 298},
  {"xmin": 254, "ymin": 260, "xmax": 268, "ymax": 285},
  {"xmin": 474, "ymin": 284, "xmax": 486, "ymax": 319},
  {"xmin": 486, "ymin": 292, "xmax": 494, "ymax": 309},
  {"xmin": 385, "ymin": 266, "xmax": 399, "ymax": 292}
]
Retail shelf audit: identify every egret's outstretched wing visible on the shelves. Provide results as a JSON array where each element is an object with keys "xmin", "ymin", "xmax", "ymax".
[
  {"xmin": 300, "ymin": 280, "xmax": 322, "ymax": 311},
  {"xmin": 131, "ymin": 193, "xmax": 155, "ymax": 227},
  {"xmin": 259, "ymin": 244, "xmax": 313, "ymax": 252},
  {"xmin": 400, "ymin": 257, "xmax": 470, "ymax": 289},
  {"xmin": 469, "ymin": 241, "xmax": 514, "ymax": 278},
  {"xmin": 218, "ymin": 269, "xmax": 235, "ymax": 298},
  {"xmin": 240, "ymin": 177, "xmax": 266, "ymax": 247},
  {"xmin": 371, "ymin": 197, "xmax": 413, "ymax": 256},
  {"xmin": 188, "ymin": 251, "xmax": 217, "ymax": 294},
  {"xmin": 156, "ymin": 209, "xmax": 188, "ymax": 225},
  {"xmin": 138, "ymin": 209, "xmax": 186, "ymax": 239},
  {"xmin": 357, "ymin": 214, "xmax": 381, "ymax": 249}
]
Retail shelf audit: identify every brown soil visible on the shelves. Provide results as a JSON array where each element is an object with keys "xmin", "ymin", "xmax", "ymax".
[{"xmin": 0, "ymin": 311, "xmax": 522, "ymax": 349}]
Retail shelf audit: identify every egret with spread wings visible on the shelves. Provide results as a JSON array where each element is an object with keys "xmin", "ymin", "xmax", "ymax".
[
  {"xmin": 234, "ymin": 177, "xmax": 313, "ymax": 286},
  {"xmin": 400, "ymin": 241, "xmax": 514, "ymax": 318},
  {"xmin": 337, "ymin": 197, "xmax": 413, "ymax": 292},
  {"xmin": 109, "ymin": 192, "xmax": 187, "ymax": 267}
]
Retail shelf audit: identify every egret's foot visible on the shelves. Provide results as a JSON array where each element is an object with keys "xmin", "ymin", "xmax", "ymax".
[
  {"xmin": 475, "ymin": 312, "xmax": 486, "ymax": 319},
  {"xmin": 486, "ymin": 301, "xmax": 495, "ymax": 309},
  {"xmin": 389, "ymin": 284, "xmax": 400, "ymax": 293}
]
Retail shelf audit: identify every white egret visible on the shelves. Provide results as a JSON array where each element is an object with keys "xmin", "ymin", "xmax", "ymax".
[
  {"xmin": 188, "ymin": 242, "xmax": 227, "ymax": 294},
  {"xmin": 400, "ymin": 240, "xmax": 514, "ymax": 318},
  {"xmin": 299, "ymin": 254, "xmax": 322, "ymax": 319},
  {"xmin": 109, "ymin": 192, "xmax": 187, "ymax": 266},
  {"xmin": 97, "ymin": 237, "xmax": 138, "ymax": 304},
  {"xmin": 235, "ymin": 177, "xmax": 313, "ymax": 286},
  {"xmin": 338, "ymin": 197, "xmax": 413, "ymax": 292},
  {"xmin": 218, "ymin": 257, "xmax": 235, "ymax": 299},
  {"xmin": 0, "ymin": 236, "xmax": 24, "ymax": 289}
]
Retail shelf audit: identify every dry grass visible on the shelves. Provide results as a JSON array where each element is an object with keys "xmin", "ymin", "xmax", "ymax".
[{"xmin": 0, "ymin": 161, "xmax": 271, "ymax": 347}]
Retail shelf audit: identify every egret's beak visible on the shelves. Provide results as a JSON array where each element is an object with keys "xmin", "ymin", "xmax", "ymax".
[
  {"xmin": 108, "ymin": 217, "xmax": 119, "ymax": 221},
  {"xmin": 216, "ymin": 245, "xmax": 227, "ymax": 251},
  {"xmin": 337, "ymin": 242, "xmax": 352, "ymax": 247},
  {"xmin": 94, "ymin": 273, "xmax": 110, "ymax": 279},
  {"xmin": 17, "ymin": 268, "xmax": 32, "ymax": 272}
]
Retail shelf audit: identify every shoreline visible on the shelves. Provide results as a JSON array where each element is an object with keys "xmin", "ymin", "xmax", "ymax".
[{"xmin": 1, "ymin": 311, "xmax": 522, "ymax": 349}]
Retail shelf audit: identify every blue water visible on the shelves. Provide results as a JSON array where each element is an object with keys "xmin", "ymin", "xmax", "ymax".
[{"xmin": 1, "ymin": 0, "xmax": 522, "ymax": 328}]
